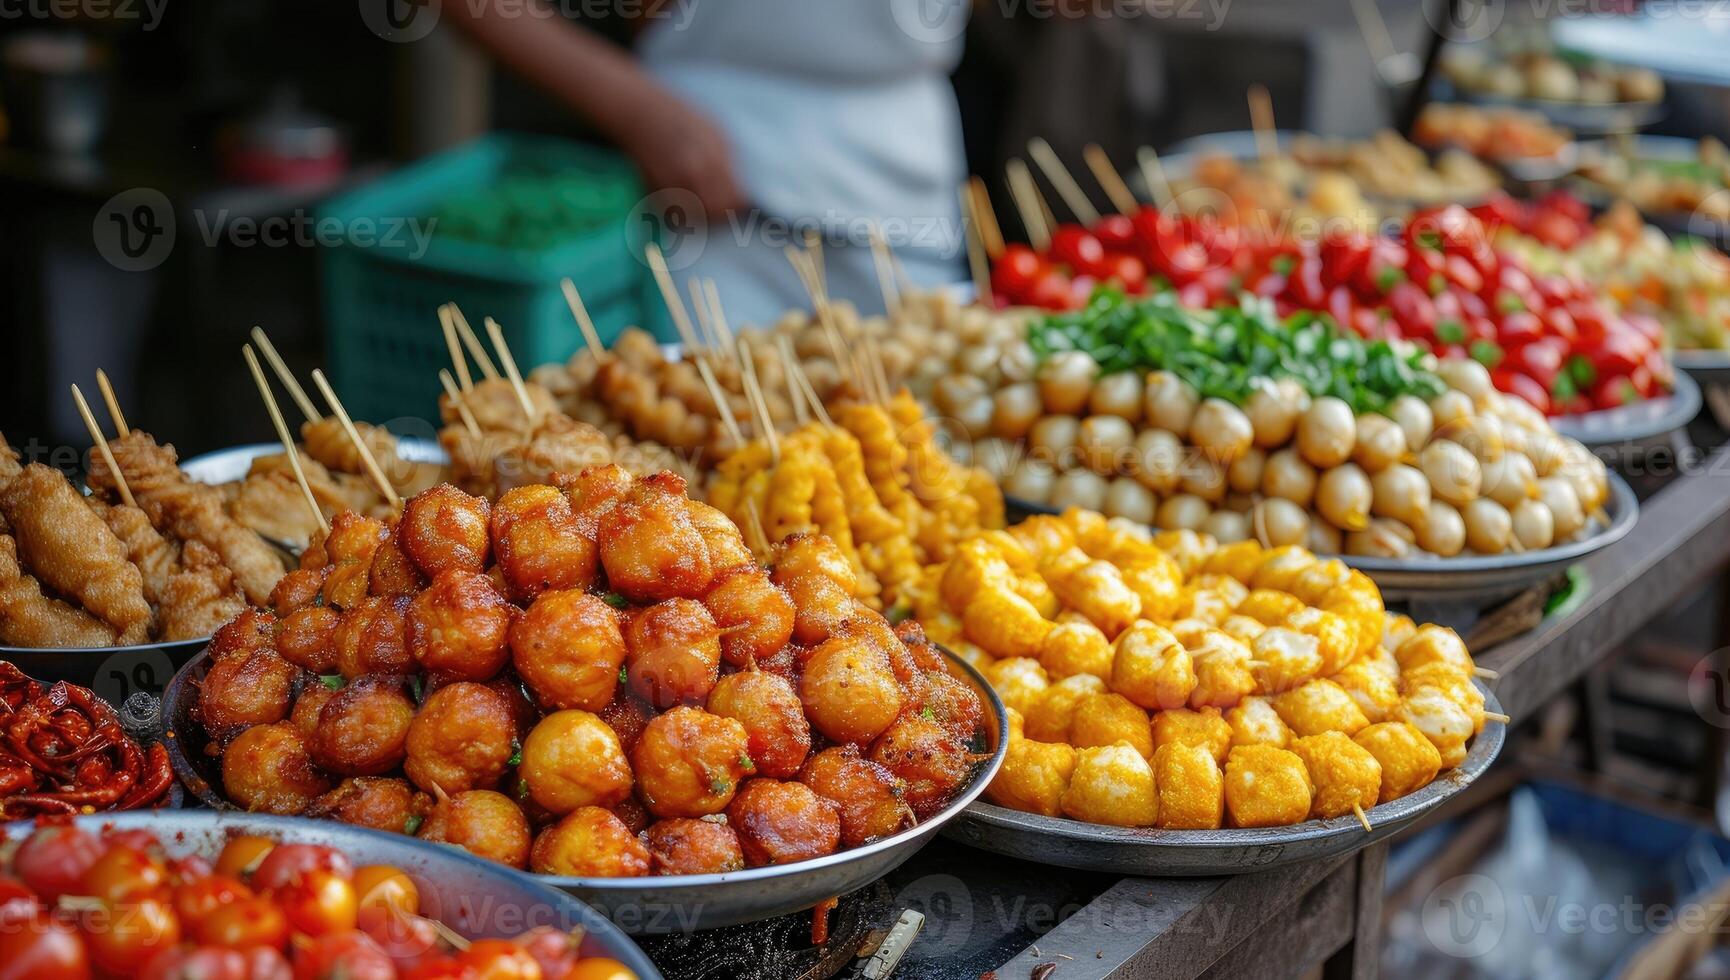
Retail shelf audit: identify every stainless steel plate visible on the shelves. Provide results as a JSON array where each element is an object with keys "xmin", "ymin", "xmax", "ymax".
[
  {"xmin": 0, "ymin": 811, "xmax": 660, "ymax": 976},
  {"xmin": 1550, "ymin": 371, "xmax": 1701, "ymax": 446},
  {"xmin": 944, "ymin": 686, "xmax": 1505, "ymax": 876},
  {"xmin": 163, "ymin": 645, "xmax": 1009, "ymax": 935}
]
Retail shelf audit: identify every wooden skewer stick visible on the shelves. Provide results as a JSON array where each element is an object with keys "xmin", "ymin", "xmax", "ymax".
[
  {"xmin": 743, "ymin": 500, "xmax": 770, "ymax": 557},
  {"xmin": 689, "ymin": 279, "xmax": 721, "ymax": 353},
  {"xmin": 1004, "ymin": 159, "xmax": 1051, "ymax": 251},
  {"xmin": 958, "ymin": 184, "xmax": 993, "ymax": 308},
  {"xmin": 701, "ymin": 279, "xmax": 737, "ymax": 355},
  {"xmin": 1136, "ymin": 147, "xmax": 1176, "ymax": 210},
  {"xmin": 968, "ymin": 175, "xmax": 1005, "ymax": 260},
  {"xmin": 438, "ymin": 305, "xmax": 474, "ymax": 393},
  {"xmin": 781, "ymin": 340, "xmax": 834, "ymax": 428},
  {"xmin": 559, "ymin": 278, "xmax": 607, "ymax": 361},
  {"xmin": 309, "ymin": 369, "xmax": 401, "ymax": 511},
  {"xmin": 695, "ymin": 357, "xmax": 745, "ymax": 448},
  {"xmin": 483, "ymin": 317, "xmax": 538, "ymax": 426},
  {"xmin": 803, "ymin": 228, "xmax": 826, "ymax": 293},
  {"xmin": 644, "ymin": 243, "xmax": 705, "ymax": 357},
  {"xmin": 446, "ymin": 304, "xmax": 500, "ymax": 380},
  {"xmin": 867, "ymin": 222, "xmax": 903, "ymax": 320},
  {"xmin": 1485, "ymin": 712, "xmax": 1512, "ymax": 724},
  {"xmin": 737, "ymin": 340, "xmax": 779, "ymax": 462},
  {"xmin": 1248, "ymin": 84, "xmax": 1278, "ymax": 169},
  {"xmin": 786, "ymin": 247, "xmax": 863, "ymax": 395},
  {"xmin": 70, "ymin": 383, "xmax": 136, "ymax": 510},
  {"xmin": 1473, "ymin": 666, "xmax": 1500, "ymax": 680},
  {"xmin": 1084, "ymin": 143, "xmax": 1140, "ymax": 216},
  {"xmin": 438, "ymin": 370, "xmax": 482, "ymax": 439},
  {"xmin": 249, "ymin": 327, "xmax": 322, "ymax": 425},
  {"xmin": 775, "ymin": 335, "xmax": 810, "ymax": 428},
  {"xmin": 1028, "ymin": 137, "xmax": 1101, "ymax": 225},
  {"xmin": 1352, "ymin": 802, "xmax": 1373, "ymax": 833},
  {"xmin": 239, "ymin": 348, "xmax": 324, "ymax": 534},
  {"xmin": 94, "ymin": 369, "xmax": 130, "ymax": 438},
  {"xmin": 866, "ymin": 336, "xmax": 893, "ymax": 404}
]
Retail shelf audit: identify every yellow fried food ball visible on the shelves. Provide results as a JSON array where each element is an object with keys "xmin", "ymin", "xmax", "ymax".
[
  {"xmin": 1004, "ymin": 706, "xmax": 1025, "ymax": 742},
  {"xmin": 1061, "ymin": 743, "xmax": 1159, "ymax": 827},
  {"xmin": 1251, "ymin": 627, "xmax": 1324, "ymax": 694},
  {"xmin": 1120, "ymin": 557, "xmax": 1185, "ymax": 622},
  {"xmin": 1225, "ymin": 695, "xmax": 1293, "ymax": 748},
  {"xmin": 1223, "ymin": 744, "xmax": 1313, "ymax": 828},
  {"xmin": 1283, "ymin": 607, "xmax": 1358, "ymax": 676},
  {"xmin": 962, "ymin": 588, "xmax": 1053, "ymax": 660},
  {"xmin": 1151, "ymin": 529, "xmax": 1215, "ymax": 577},
  {"xmin": 1007, "ymin": 515, "xmax": 1075, "ymax": 560},
  {"xmin": 1039, "ymin": 620, "xmax": 1114, "ymax": 680},
  {"xmin": 1180, "ymin": 588, "xmax": 1236, "ymax": 627},
  {"xmin": 1271, "ymin": 678, "xmax": 1370, "ymax": 738},
  {"xmin": 987, "ymin": 738, "xmax": 1077, "ymax": 817},
  {"xmin": 1289, "ymin": 559, "xmax": 1352, "ymax": 607},
  {"xmin": 1051, "ymin": 559, "xmax": 1142, "ymax": 639},
  {"xmin": 1167, "ymin": 618, "xmax": 1213, "ymax": 649},
  {"xmin": 1014, "ymin": 574, "xmax": 1062, "ymax": 619},
  {"xmin": 1248, "ymin": 546, "xmax": 1316, "ymax": 593},
  {"xmin": 1025, "ymin": 674, "xmax": 1108, "ymax": 742},
  {"xmin": 939, "ymin": 540, "xmax": 1014, "ymax": 611},
  {"xmin": 1236, "ymin": 589, "xmax": 1307, "ymax": 626},
  {"xmin": 1363, "ymin": 645, "xmax": 1400, "ymax": 682},
  {"xmin": 1396, "ymin": 688, "xmax": 1473, "ymax": 768},
  {"xmin": 1188, "ymin": 630, "xmax": 1259, "ymax": 710},
  {"xmin": 1329, "ymin": 661, "xmax": 1401, "ymax": 723},
  {"xmin": 1188, "ymin": 573, "xmax": 1249, "ymax": 607},
  {"xmin": 1321, "ymin": 571, "xmax": 1386, "ymax": 659},
  {"xmin": 1394, "ymin": 625, "xmax": 1474, "ymax": 675},
  {"xmin": 1353, "ymin": 721, "xmax": 1442, "ymax": 803},
  {"xmin": 985, "ymin": 657, "xmax": 1050, "ymax": 718},
  {"xmin": 1068, "ymin": 692, "xmax": 1153, "ymax": 758},
  {"xmin": 1202, "ymin": 539, "xmax": 1266, "ymax": 585},
  {"xmin": 1381, "ymin": 613, "xmax": 1418, "ymax": 653},
  {"xmin": 1218, "ymin": 614, "xmax": 1267, "ymax": 646},
  {"xmin": 1401, "ymin": 663, "xmax": 1486, "ymax": 734},
  {"xmin": 1151, "ymin": 706, "xmax": 1232, "ymax": 765},
  {"xmin": 978, "ymin": 529, "xmax": 1038, "ymax": 574},
  {"xmin": 1111, "ymin": 621, "xmax": 1196, "ymax": 711},
  {"xmin": 1290, "ymin": 731, "xmax": 1381, "ymax": 820},
  {"xmin": 1152, "ymin": 742, "xmax": 1225, "ymax": 830}
]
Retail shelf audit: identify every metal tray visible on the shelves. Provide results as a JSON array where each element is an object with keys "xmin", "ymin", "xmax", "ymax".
[
  {"xmin": 0, "ymin": 810, "xmax": 660, "ymax": 975},
  {"xmin": 1550, "ymin": 370, "xmax": 1701, "ymax": 447},
  {"xmin": 945, "ymin": 686, "xmax": 1505, "ymax": 876},
  {"xmin": 163, "ymin": 644, "xmax": 1009, "ymax": 935},
  {"xmin": 1673, "ymin": 349, "xmax": 1730, "ymax": 388},
  {"xmin": 0, "ymin": 636, "xmax": 206, "ymax": 693}
]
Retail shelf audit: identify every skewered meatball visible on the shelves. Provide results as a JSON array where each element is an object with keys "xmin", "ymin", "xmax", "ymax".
[
  {"xmin": 1025, "ymin": 674, "xmax": 1108, "ymax": 742},
  {"xmin": 408, "ymin": 570, "xmax": 515, "ymax": 682},
  {"xmin": 418, "ymin": 789, "xmax": 531, "ymax": 868},
  {"xmin": 632, "ymin": 707, "xmax": 752, "ymax": 818},
  {"xmin": 626, "ymin": 598, "xmax": 722, "ymax": 708},
  {"xmin": 643, "ymin": 818, "xmax": 747, "ymax": 875},
  {"xmin": 987, "ymin": 738, "xmax": 1076, "ymax": 818},
  {"xmin": 1396, "ymin": 688, "xmax": 1473, "ymax": 768},
  {"xmin": 308, "ymin": 677, "xmax": 415, "ymax": 777},
  {"xmin": 1353, "ymin": 722, "xmax": 1442, "ymax": 803},
  {"xmin": 1394, "ymin": 625, "xmax": 1475, "ymax": 676},
  {"xmin": 1152, "ymin": 742, "xmax": 1224, "ymax": 830},
  {"xmin": 510, "ymin": 590, "xmax": 625, "ymax": 712},
  {"xmin": 600, "ymin": 694, "xmax": 654, "ymax": 757},
  {"xmin": 334, "ymin": 595, "xmax": 413, "ymax": 679},
  {"xmin": 1290, "ymin": 732, "xmax": 1381, "ymax": 821},
  {"xmin": 403, "ymin": 681, "xmax": 516, "ymax": 795},
  {"xmin": 562, "ymin": 463, "xmax": 634, "ymax": 521},
  {"xmin": 685, "ymin": 499, "xmax": 755, "ymax": 573},
  {"xmin": 598, "ymin": 472, "xmax": 715, "ymax": 603},
  {"xmin": 1271, "ymin": 679, "xmax": 1371, "ymax": 738},
  {"xmin": 1283, "ymin": 607, "xmax": 1358, "ymax": 677},
  {"xmin": 726, "ymin": 779, "xmax": 842, "ymax": 867},
  {"xmin": 270, "ymin": 568, "xmax": 328, "ymax": 617},
  {"xmin": 869, "ymin": 715, "xmax": 971, "ymax": 818},
  {"xmin": 800, "ymin": 745, "xmax": 915, "ymax": 846},
  {"xmin": 1223, "ymin": 744, "xmax": 1313, "ymax": 828},
  {"xmin": 772, "ymin": 532, "xmax": 862, "ymax": 645},
  {"xmin": 208, "ymin": 608, "xmax": 279, "ymax": 658},
  {"xmin": 707, "ymin": 671, "xmax": 811, "ymax": 780},
  {"xmin": 1061, "ymin": 744, "xmax": 1158, "ymax": 827},
  {"xmin": 519, "ymin": 709, "xmax": 634, "ymax": 814},
  {"xmin": 305, "ymin": 777, "xmax": 429, "ymax": 835},
  {"xmin": 400, "ymin": 484, "xmax": 491, "ymax": 578},
  {"xmin": 322, "ymin": 513, "xmax": 390, "ymax": 610},
  {"xmin": 703, "ymin": 566, "xmax": 796, "ymax": 669},
  {"xmin": 1224, "ymin": 695, "xmax": 1294, "ymax": 748},
  {"xmin": 276, "ymin": 606, "xmax": 340, "ymax": 674},
  {"xmin": 1068, "ymin": 692, "xmax": 1152, "ymax": 758},
  {"xmin": 1111, "ymin": 621, "xmax": 1196, "ymax": 711},
  {"xmin": 531, "ymin": 806, "xmax": 651, "ymax": 877},
  {"xmin": 368, "ymin": 528, "xmax": 425, "ymax": 598},
  {"xmin": 490, "ymin": 484, "xmax": 597, "ymax": 602},
  {"xmin": 198, "ymin": 648, "xmax": 302, "ymax": 744},
  {"xmin": 799, "ymin": 622, "xmax": 903, "ymax": 745},
  {"xmin": 1151, "ymin": 706, "xmax": 1232, "ymax": 765},
  {"xmin": 222, "ymin": 722, "xmax": 331, "ymax": 815}
]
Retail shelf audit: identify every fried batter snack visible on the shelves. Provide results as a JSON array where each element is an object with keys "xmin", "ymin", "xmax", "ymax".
[
  {"xmin": 0, "ymin": 463, "xmax": 149, "ymax": 642},
  {"xmin": 157, "ymin": 541, "xmax": 248, "ymax": 641},
  {"xmin": 0, "ymin": 534, "xmax": 117, "ymax": 647}
]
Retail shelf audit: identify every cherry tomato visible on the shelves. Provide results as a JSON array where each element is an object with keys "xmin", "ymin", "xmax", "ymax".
[
  {"xmin": 360, "ymin": 909, "xmax": 442, "ymax": 970},
  {"xmin": 1443, "ymin": 254, "xmax": 1483, "ymax": 295},
  {"xmin": 1093, "ymin": 213, "xmax": 1136, "ymax": 249},
  {"xmin": 83, "ymin": 845, "xmax": 170, "ymax": 904},
  {"xmin": 515, "ymin": 926, "xmax": 579, "ymax": 980},
  {"xmin": 1592, "ymin": 376, "xmax": 1642, "ymax": 410},
  {"xmin": 1492, "ymin": 368, "xmax": 1551, "ymax": 415},
  {"xmin": 173, "ymin": 874, "xmax": 253, "ymax": 924},
  {"xmin": 0, "ymin": 875, "xmax": 39, "ymax": 924},
  {"xmin": 1495, "ymin": 310, "xmax": 1543, "ymax": 347},
  {"xmin": 1542, "ymin": 306, "xmax": 1578, "ymax": 345},
  {"xmin": 1318, "ymin": 232, "xmax": 1371, "ymax": 287},
  {"xmin": 991, "ymin": 244, "xmax": 1043, "ymax": 299},
  {"xmin": 253, "ymin": 845, "xmax": 354, "ymax": 893},
  {"xmin": 82, "ymin": 896, "xmax": 181, "ymax": 975},
  {"xmin": 276, "ymin": 869, "xmax": 358, "ymax": 937},
  {"xmin": 564, "ymin": 959, "xmax": 639, "ymax": 980},
  {"xmin": 0, "ymin": 911, "xmax": 92, "ymax": 980},
  {"xmin": 1286, "ymin": 254, "xmax": 1326, "ymax": 308},
  {"xmin": 243, "ymin": 946, "xmax": 295, "ymax": 980},
  {"xmin": 352, "ymin": 866, "xmax": 418, "ymax": 919},
  {"xmin": 1028, "ymin": 270, "xmax": 1076, "ymax": 311},
  {"xmin": 1350, "ymin": 240, "xmax": 1407, "ymax": 297},
  {"xmin": 197, "ymin": 895, "xmax": 291, "ymax": 950},
  {"xmin": 140, "ymin": 947, "xmax": 249, "ymax": 980},
  {"xmin": 1516, "ymin": 339, "xmax": 1566, "ymax": 391},
  {"xmin": 169, "ymin": 854, "xmax": 215, "ymax": 882},
  {"xmin": 214, "ymin": 836, "xmax": 277, "ymax": 880},
  {"xmin": 456, "ymin": 938, "xmax": 542, "ymax": 980},
  {"xmin": 402, "ymin": 957, "xmax": 471, "ymax": 980},
  {"xmin": 291, "ymin": 931, "xmax": 396, "ymax": 980},
  {"xmin": 1050, "ymin": 225, "xmax": 1107, "ymax": 276},
  {"xmin": 1106, "ymin": 253, "xmax": 1147, "ymax": 294},
  {"xmin": 1387, "ymin": 281, "xmax": 1438, "ymax": 341},
  {"xmin": 12, "ymin": 824, "xmax": 106, "ymax": 903}
]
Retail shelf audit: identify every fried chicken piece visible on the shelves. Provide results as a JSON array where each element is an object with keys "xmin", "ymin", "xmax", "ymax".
[
  {"xmin": 0, "ymin": 463, "xmax": 149, "ymax": 642},
  {"xmin": 89, "ymin": 430, "xmax": 285, "ymax": 605},
  {"xmin": 0, "ymin": 534, "xmax": 117, "ymax": 647},
  {"xmin": 0, "ymin": 431, "xmax": 20, "ymax": 489},
  {"xmin": 158, "ymin": 540, "xmax": 248, "ymax": 641},
  {"xmin": 97, "ymin": 500, "xmax": 181, "ymax": 606},
  {"xmin": 300, "ymin": 416, "xmax": 400, "ymax": 481}
]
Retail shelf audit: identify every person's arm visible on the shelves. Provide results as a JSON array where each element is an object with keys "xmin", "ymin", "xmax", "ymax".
[{"xmin": 438, "ymin": 0, "xmax": 745, "ymax": 217}]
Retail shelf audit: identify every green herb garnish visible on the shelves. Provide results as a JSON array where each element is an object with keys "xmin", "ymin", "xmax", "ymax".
[
  {"xmin": 319, "ymin": 674, "xmax": 344, "ymax": 690},
  {"xmin": 602, "ymin": 591, "xmax": 628, "ymax": 609},
  {"xmin": 403, "ymin": 814, "xmax": 424, "ymax": 835}
]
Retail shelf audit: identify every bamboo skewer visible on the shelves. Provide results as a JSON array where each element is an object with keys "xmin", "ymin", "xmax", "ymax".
[
  {"xmin": 1473, "ymin": 666, "xmax": 1499, "ymax": 680},
  {"xmin": 786, "ymin": 247, "xmax": 863, "ymax": 395},
  {"xmin": 867, "ymin": 221, "xmax": 903, "ymax": 320},
  {"xmin": 1137, "ymin": 147, "xmax": 1176, "ymax": 210},
  {"xmin": 782, "ymin": 342, "xmax": 833, "ymax": 428},
  {"xmin": 240, "ymin": 347, "xmax": 325, "ymax": 534},
  {"xmin": 309, "ymin": 369, "xmax": 401, "ymax": 511},
  {"xmin": 803, "ymin": 228, "xmax": 826, "ymax": 293},
  {"xmin": 737, "ymin": 340, "xmax": 778, "ymax": 462},
  {"xmin": 446, "ymin": 305, "xmax": 500, "ymax": 380},
  {"xmin": 249, "ymin": 327, "xmax": 322, "ymax": 425},
  {"xmin": 438, "ymin": 370, "xmax": 482, "ymax": 439},
  {"xmin": 696, "ymin": 357, "xmax": 745, "ymax": 447},
  {"xmin": 865, "ymin": 336, "xmax": 893, "ymax": 404},
  {"xmin": 968, "ymin": 175, "xmax": 1005, "ymax": 259},
  {"xmin": 1352, "ymin": 802, "xmax": 1373, "ymax": 833},
  {"xmin": 644, "ymin": 243, "xmax": 706, "ymax": 358},
  {"xmin": 1029, "ymin": 137, "xmax": 1100, "ymax": 225},
  {"xmin": 438, "ymin": 305, "xmax": 474, "ymax": 393},
  {"xmin": 483, "ymin": 317, "xmax": 538, "ymax": 426},
  {"xmin": 94, "ymin": 369, "xmax": 129, "ymax": 438},
  {"xmin": 70, "ymin": 383, "xmax": 135, "ymax": 510},
  {"xmin": 689, "ymin": 279, "xmax": 721, "ymax": 353},
  {"xmin": 1005, "ymin": 159, "xmax": 1051, "ymax": 251},
  {"xmin": 958, "ymin": 184, "xmax": 993, "ymax": 309},
  {"xmin": 1248, "ymin": 84, "xmax": 1278, "ymax": 169},
  {"xmin": 775, "ymin": 335, "xmax": 811, "ymax": 428},
  {"xmin": 559, "ymin": 278, "xmax": 607, "ymax": 361},
  {"xmin": 701, "ymin": 279, "xmax": 737, "ymax": 356},
  {"xmin": 1084, "ymin": 143, "xmax": 1140, "ymax": 216},
  {"xmin": 1485, "ymin": 712, "xmax": 1512, "ymax": 724}
]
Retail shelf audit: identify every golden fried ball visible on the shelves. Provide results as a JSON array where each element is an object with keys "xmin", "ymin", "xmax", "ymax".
[
  {"xmin": 1224, "ymin": 696, "xmax": 1294, "ymax": 749},
  {"xmin": 706, "ymin": 670, "xmax": 812, "ymax": 780},
  {"xmin": 1187, "ymin": 630, "xmax": 1258, "ymax": 710},
  {"xmin": 1271, "ymin": 679, "xmax": 1370, "ymax": 738},
  {"xmin": 1353, "ymin": 721, "xmax": 1442, "ymax": 803},
  {"xmin": 1024, "ymin": 674, "xmax": 1108, "ymax": 743},
  {"xmin": 1282, "ymin": 607, "xmax": 1358, "ymax": 677},
  {"xmin": 222, "ymin": 722, "xmax": 331, "ymax": 815},
  {"xmin": 1290, "ymin": 732, "xmax": 1381, "ymax": 820},
  {"xmin": 1038, "ymin": 620, "xmax": 1114, "ymax": 680},
  {"xmin": 519, "ymin": 709, "xmax": 634, "ymax": 814},
  {"xmin": 530, "ymin": 806, "xmax": 650, "ymax": 877},
  {"xmin": 1152, "ymin": 742, "xmax": 1224, "ymax": 830},
  {"xmin": 800, "ymin": 625, "xmax": 904, "ymax": 745},
  {"xmin": 1151, "ymin": 706, "xmax": 1232, "ymax": 765},
  {"xmin": 631, "ymin": 706, "xmax": 752, "ymax": 818},
  {"xmin": 1236, "ymin": 589, "xmax": 1307, "ymax": 626},
  {"xmin": 509, "ymin": 589, "xmax": 626, "ymax": 712},
  {"xmin": 1329, "ymin": 662, "xmax": 1401, "ymax": 724},
  {"xmin": 1223, "ymin": 744, "xmax": 1313, "ymax": 828},
  {"xmin": 1061, "ymin": 743, "xmax": 1158, "ymax": 827},
  {"xmin": 418, "ymin": 789, "xmax": 531, "ymax": 868},
  {"xmin": 1068, "ymin": 692, "xmax": 1153, "ymax": 758},
  {"xmin": 987, "ymin": 738, "xmax": 1077, "ymax": 817},
  {"xmin": 1110, "ymin": 622, "xmax": 1195, "ymax": 711},
  {"xmin": 1251, "ymin": 627, "xmax": 1324, "ymax": 694},
  {"xmin": 984, "ymin": 657, "xmax": 1051, "ymax": 718},
  {"xmin": 1396, "ymin": 688, "xmax": 1473, "ymax": 768},
  {"xmin": 642, "ymin": 817, "xmax": 746, "ymax": 875},
  {"xmin": 726, "ymin": 778, "xmax": 842, "ymax": 866}
]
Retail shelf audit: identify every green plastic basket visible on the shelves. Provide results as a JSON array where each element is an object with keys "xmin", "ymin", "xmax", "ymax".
[{"xmin": 319, "ymin": 133, "xmax": 653, "ymax": 423}]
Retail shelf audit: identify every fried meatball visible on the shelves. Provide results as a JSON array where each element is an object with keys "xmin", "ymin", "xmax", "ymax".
[
  {"xmin": 322, "ymin": 512, "xmax": 390, "ymax": 610},
  {"xmin": 799, "ymin": 624, "xmax": 902, "ymax": 745},
  {"xmin": 275, "ymin": 606, "xmax": 341, "ymax": 674},
  {"xmin": 368, "ymin": 527, "xmax": 425, "ymax": 598},
  {"xmin": 920, "ymin": 670, "xmax": 986, "ymax": 745},
  {"xmin": 1291, "ymin": 732, "xmax": 1381, "ymax": 820},
  {"xmin": 334, "ymin": 595, "xmax": 414, "ymax": 679},
  {"xmin": 598, "ymin": 472, "xmax": 714, "ymax": 603},
  {"xmin": 1223, "ymin": 744, "xmax": 1313, "ymax": 828},
  {"xmin": 519, "ymin": 709, "xmax": 633, "ymax": 814},
  {"xmin": 408, "ymin": 570, "xmax": 515, "ymax": 682},
  {"xmin": 869, "ymin": 715, "xmax": 971, "ymax": 818},
  {"xmin": 702, "ymin": 566, "xmax": 796, "ymax": 669},
  {"xmin": 400, "ymin": 484, "xmax": 492, "ymax": 578},
  {"xmin": 625, "ymin": 598, "xmax": 722, "ymax": 708},
  {"xmin": 1025, "ymin": 674, "xmax": 1108, "ymax": 743},
  {"xmin": 631, "ymin": 706, "xmax": 752, "ymax": 818},
  {"xmin": 309, "ymin": 677, "xmax": 415, "ymax": 776},
  {"xmin": 1272, "ymin": 679, "xmax": 1370, "ymax": 739},
  {"xmin": 1111, "ymin": 621, "xmax": 1196, "ymax": 711},
  {"xmin": 222, "ymin": 722, "xmax": 331, "ymax": 815},
  {"xmin": 305, "ymin": 777, "xmax": 429, "ymax": 835},
  {"xmin": 986, "ymin": 739, "xmax": 1076, "ymax": 818},
  {"xmin": 985, "ymin": 657, "xmax": 1050, "ymax": 718},
  {"xmin": 706, "ymin": 671, "xmax": 810, "ymax": 780},
  {"xmin": 1061, "ymin": 744, "xmax": 1158, "ymax": 827},
  {"xmin": 418, "ymin": 789, "xmax": 531, "ymax": 868},
  {"xmin": 1353, "ymin": 722, "xmax": 1441, "ymax": 803},
  {"xmin": 289, "ymin": 683, "xmax": 337, "ymax": 739},
  {"xmin": 510, "ymin": 590, "xmax": 625, "ymax": 712},
  {"xmin": 1039, "ymin": 620, "xmax": 1114, "ymax": 680},
  {"xmin": 561, "ymin": 463, "xmax": 633, "ymax": 529},
  {"xmin": 529, "ymin": 806, "xmax": 649, "ymax": 877},
  {"xmin": 1067, "ymin": 692, "xmax": 1152, "ymax": 758},
  {"xmin": 799, "ymin": 745, "xmax": 914, "ymax": 847},
  {"xmin": 685, "ymin": 499, "xmax": 754, "ymax": 573},
  {"xmin": 1251, "ymin": 627, "xmax": 1324, "ymax": 695},
  {"xmin": 1150, "ymin": 706, "xmax": 1233, "ymax": 766},
  {"xmin": 1152, "ymin": 742, "xmax": 1224, "ymax": 830},
  {"xmin": 198, "ymin": 648, "xmax": 302, "ymax": 744},
  {"xmin": 207, "ymin": 608, "xmax": 278, "ymax": 659},
  {"xmin": 1225, "ymin": 695, "xmax": 1294, "ymax": 749},
  {"xmin": 771, "ymin": 533, "xmax": 860, "ymax": 645},
  {"xmin": 490, "ymin": 484, "xmax": 597, "ymax": 603},
  {"xmin": 599, "ymin": 695, "xmax": 654, "ymax": 757},
  {"xmin": 642, "ymin": 818, "xmax": 746, "ymax": 875},
  {"xmin": 726, "ymin": 779, "xmax": 841, "ymax": 867},
  {"xmin": 270, "ymin": 568, "xmax": 328, "ymax": 617},
  {"xmin": 404, "ymin": 681, "xmax": 516, "ymax": 795}
]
